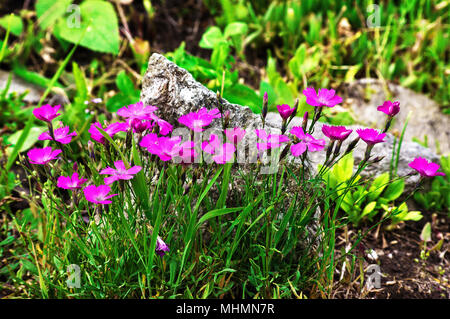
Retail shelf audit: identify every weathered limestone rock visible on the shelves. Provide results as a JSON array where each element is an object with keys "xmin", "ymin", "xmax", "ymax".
[
  {"xmin": 341, "ymin": 78, "xmax": 450, "ymax": 155},
  {"xmin": 0, "ymin": 70, "xmax": 43, "ymax": 103},
  {"xmin": 140, "ymin": 53, "xmax": 440, "ymax": 190}
]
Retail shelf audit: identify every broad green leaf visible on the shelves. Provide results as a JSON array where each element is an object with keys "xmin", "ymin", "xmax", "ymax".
[
  {"xmin": 368, "ymin": 172, "xmax": 389, "ymax": 201},
  {"xmin": 223, "ymin": 83, "xmax": 261, "ymax": 113},
  {"xmin": 333, "ymin": 152, "xmax": 354, "ymax": 182},
  {"xmin": 6, "ymin": 126, "xmax": 46, "ymax": 153},
  {"xmin": 0, "ymin": 14, "xmax": 23, "ymax": 36},
  {"xmin": 383, "ymin": 179, "xmax": 405, "ymax": 201},
  {"xmin": 420, "ymin": 222, "xmax": 432, "ymax": 242},
  {"xmin": 224, "ymin": 22, "xmax": 248, "ymax": 38},
  {"xmin": 211, "ymin": 41, "xmax": 230, "ymax": 69},
  {"xmin": 199, "ymin": 26, "xmax": 224, "ymax": 49},
  {"xmin": 36, "ymin": 0, "xmax": 72, "ymax": 29},
  {"xmin": 54, "ymin": 0, "xmax": 119, "ymax": 54},
  {"xmin": 361, "ymin": 201, "xmax": 377, "ymax": 218},
  {"xmin": 116, "ymin": 71, "xmax": 136, "ymax": 94}
]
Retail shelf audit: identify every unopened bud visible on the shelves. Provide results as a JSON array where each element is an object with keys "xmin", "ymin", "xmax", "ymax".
[
  {"xmin": 344, "ymin": 137, "xmax": 360, "ymax": 155},
  {"xmin": 302, "ymin": 111, "xmax": 309, "ymax": 131},
  {"xmin": 289, "ymin": 98, "xmax": 299, "ymax": 122},
  {"xmin": 371, "ymin": 155, "xmax": 385, "ymax": 164},
  {"xmin": 262, "ymin": 92, "xmax": 268, "ymax": 120}
]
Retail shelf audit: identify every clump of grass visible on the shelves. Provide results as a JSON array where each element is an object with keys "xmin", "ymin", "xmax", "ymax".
[{"xmin": 2, "ymin": 87, "xmax": 443, "ymax": 299}]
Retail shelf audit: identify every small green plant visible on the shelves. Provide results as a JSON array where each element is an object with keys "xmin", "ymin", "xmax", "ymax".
[
  {"xmin": 414, "ymin": 156, "xmax": 450, "ymax": 215},
  {"xmin": 321, "ymin": 152, "xmax": 421, "ymax": 227}
]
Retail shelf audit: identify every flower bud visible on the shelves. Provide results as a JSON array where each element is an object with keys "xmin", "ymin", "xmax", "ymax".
[
  {"xmin": 344, "ymin": 137, "xmax": 360, "ymax": 155},
  {"xmin": 302, "ymin": 111, "xmax": 309, "ymax": 131}
]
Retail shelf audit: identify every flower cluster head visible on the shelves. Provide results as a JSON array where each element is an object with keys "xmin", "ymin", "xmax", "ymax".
[
  {"xmin": 89, "ymin": 122, "xmax": 128, "ymax": 144},
  {"xmin": 255, "ymin": 129, "xmax": 289, "ymax": 152},
  {"xmin": 289, "ymin": 127, "xmax": 326, "ymax": 156},
  {"xmin": 322, "ymin": 125, "xmax": 353, "ymax": 141},
  {"xmin": 356, "ymin": 128, "xmax": 386, "ymax": 145},
  {"xmin": 201, "ymin": 134, "xmax": 235, "ymax": 164},
  {"xmin": 377, "ymin": 100, "xmax": 400, "ymax": 117},
  {"xmin": 303, "ymin": 88, "xmax": 342, "ymax": 108},
  {"xmin": 148, "ymin": 113, "xmax": 173, "ymax": 136},
  {"xmin": 27, "ymin": 146, "xmax": 62, "ymax": 165},
  {"xmin": 33, "ymin": 104, "xmax": 61, "ymax": 122},
  {"xmin": 100, "ymin": 160, "xmax": 142, "ymax": 185},
  {"xmin": 408, "ymin": 157, "xmax": 446, "ymax": 178},
  {"xmin": 276, "ymin": 104, "xmax": 296, "ymax": 120},
  {"xmin": 57, "ymin": 172, "xmax": 88, "ymax": 190},
  {"xmin": 83, "ymin": 185, "xmax": 118, "ymax": 204},
  {"xmin": 178, "ymin": 107, "xmax": 221, "ymax": 132},
  {"xmin": 39, "ymin": 126, "xmax": 77, "ymax": 144}
]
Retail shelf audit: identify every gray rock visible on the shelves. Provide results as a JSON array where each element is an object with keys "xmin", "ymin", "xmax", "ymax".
[
  {"xmin": 341, "ymin": 78, "xmax": 450, "ymax": 155},
  {"xmin": 140, "ymin": 53, "xmax": 440, "ymax": 190},
  {"xmin": 0, "ymin": 70, "xmax": 44, "ymax": 103}
]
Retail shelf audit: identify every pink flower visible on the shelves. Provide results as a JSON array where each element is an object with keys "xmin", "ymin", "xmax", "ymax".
[
  {"xmin": 149, "ymin": 113, "xmax": 173, "ymax": 136},
  {"xmin": 83, "ymin": 185, "xmax": 118, "ymax": 204},
  {"xmin": 57, "ymin": 172, "xmax": 88, "ymax": 190},
  {"xmin": 178, "ymin": 107, "xmax": 221, "ymax": 132},
  {"xmin": 174, "ymin": 141, "xmax": 198, "ymax": 164},
  {"xmin": 212, "ymin": 143, "xmax": 236, "ymax": 164},
  {"xmin": 321, "ymin": 125, "xmax": 353, "ymax": 141},
  {"xmin": 408, "ymin": 157, "xmax": 446, "ymax": 177},
  {"xmin": 377, "ymin": 100, "xmax": 400, "ymax": 117},
  {"xmin": 117, "ymin": 102, "xmax": 157, "ymax": 120},
  {"xmin": 276, "ymin": 104, "xmax": 296, "ymax": 120},
  {"xmin": 202, "ymin": 134, "xmax": 235, "ymax": 163},
  {"xmin": 99, "ymin": 160, "xmax": 142, "ymax": 185},
  {"xmin": 27, "ymin": 146, "xmax": 62, "ymax": 165},
  {"xmin": 38, "ymin": 126, "xmax": 77, "ymax": 144},
  {"xmin": 32, "ymin": 104, "xmax": 61, "ymax": 122},
  {"xmin": 88, "ymin": 122, "xmax": 129, "ymax": 144},
  {"xmin": 303, "ymin": 88, "xmax": 342, "ymax": 107},
  {"xmin": 140, "ymin": 134, "xmax": 183, "ymax": 161},
  {"xmin": 255, "ymin": 129, "xmax": 289, "ymax": 151},
  {"xmin": 128, "ymin": 118, "xmax": 154, "ymax": 134},
  {"xmin": 156, "ymin": 236, "xmax": 169, "ymax": 257},
  {"xmin": 225, "ymin": 127, "xmax": 246, "ymax": 145},
  {"xmin": 290, "ymin": 126, "xmax": 326, "ymax": 156},
  {"xmin": 356, "ymin": 128, "xmax": 386, "ymax": 145},
  {"xmin": 202, "ymin": 134, "xmax": 222, "ymax": 155}
]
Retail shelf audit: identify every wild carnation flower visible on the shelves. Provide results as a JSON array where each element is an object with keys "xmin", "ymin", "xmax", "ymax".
[
  {"xmin": 224, "ymin": 127, "xmax": 246, "ymax": 145},
  {"xmin": 57, "ymin": 172, "xmax": 88, "ymax": 190},
  {"xmin": 408, "ymin": 157, "xmax": 446, "ymax": 177},
  {"xmin": 33, "ymin": 104, "xmax": 61, "ymax": 122},
  {"xmin": 255, "ymin": 129, "xmax": 289, "ymax": 151},
  {"xmin": 99, "ymin": 160, "xmax": 142, "ymax": 185},
  {"xmin": 178, "ymin": 107, "xmax": 221, "ymax": 132},
  {"xmin": 377, "ymin": 100, "xmax": 400, "ymax": 117},
  {"xmin": 356, "ymin": 128, "xmax": 386, "ymax": 145},
  {"xmin": 140, "ymin": 134, "xmax": 183, "ymax": 161},
  {"xmin": 156, "ymin": 236, "xmax": 170, "ymax": 257},
  {"xmin": 290, "ymin": 126, "xmax": 326, "ymax": 156},
  {"xmin": 149, "ymin": 113, "xmax": 173, "ymax": 136},
  {"xmin": 38, "ymin": 126, "xmax": 77, "ymax": 144},
  {"xmin": 202, "ymin": 134, "xmax": 222, "ymax": 155},
  {"xmin": 88, "ymin": 122, "xmax": 129, "ymax": 144},
  {"xmin": 321, "ymin": 125, "xmax": 353, "ymax": 141},
  {"xmin": 128, "ymin": 118, "xmax": 154, "ymax": 134},
  {"xmin": 173, "ymin": 141, "xmax": 198, "ymax": 164},
  {"xmin": 27, "ymin": 146, "xmax": 62, "ymax": 165},
  {"xmin": 303, "ymin": 88, "xmax": 342, "ymax": 107},
  {"xmin": 276, "ymin": 104, "xmax": 296, "ymax": 120},
  {"xmin": 117, "ymin": 102, "xmax": 157, "ymax": 120},
  {"xmin": 83, "ymin": 185, "xmax": 118, "ymax": 204}
]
